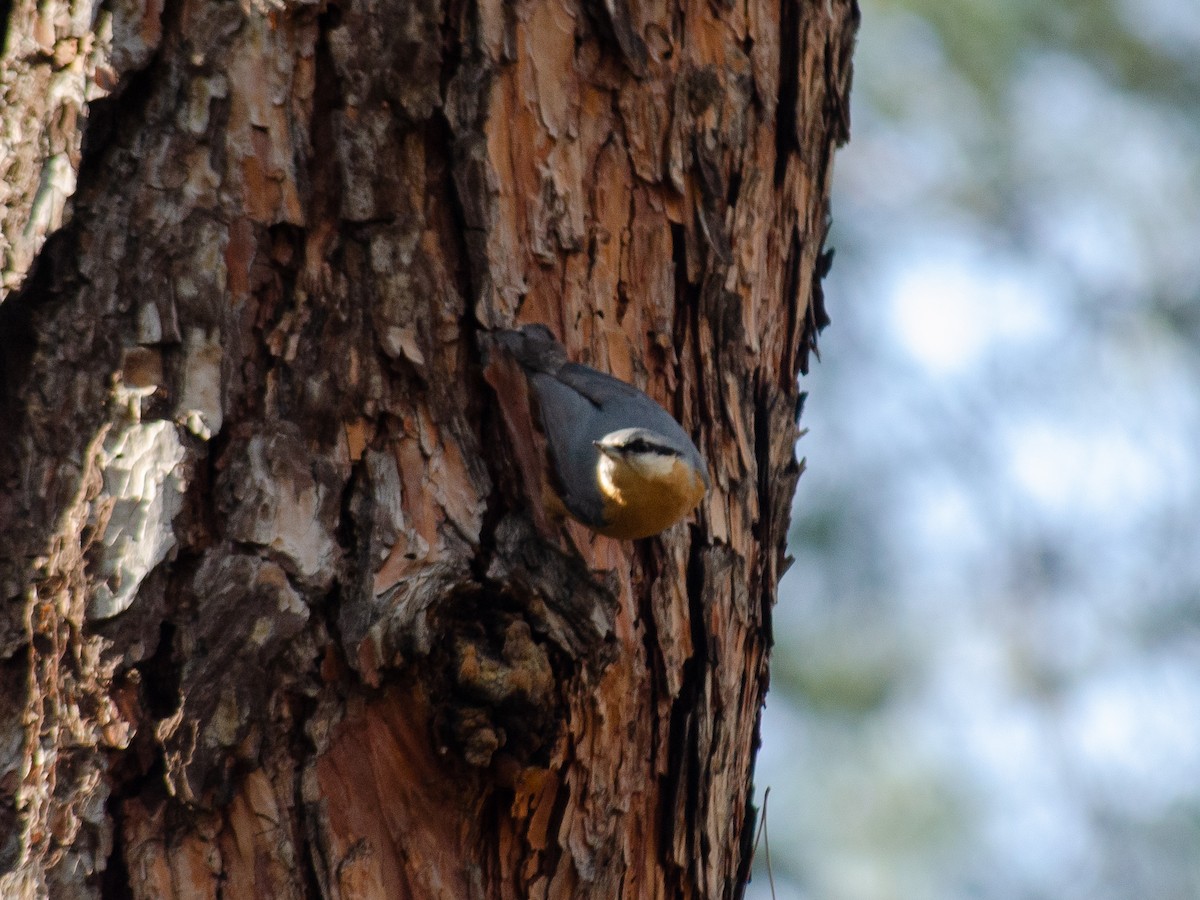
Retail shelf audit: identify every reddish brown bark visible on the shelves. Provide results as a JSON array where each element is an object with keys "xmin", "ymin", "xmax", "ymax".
[{"xmin": 0, "ymin": 0, "xmax": 856, "ymax": 895}]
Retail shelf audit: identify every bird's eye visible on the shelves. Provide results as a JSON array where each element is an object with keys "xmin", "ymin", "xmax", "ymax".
[{"xmin": 624, "ymin": 438, "xmax": 650, "ymax": 453}]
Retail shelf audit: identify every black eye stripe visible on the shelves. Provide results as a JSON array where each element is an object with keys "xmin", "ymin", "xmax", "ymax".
[{"xmin": 619, "ymin": 438, "xmax": 678, "ymax": 456}]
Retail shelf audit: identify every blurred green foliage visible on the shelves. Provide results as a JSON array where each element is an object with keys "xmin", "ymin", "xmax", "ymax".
[{"xmin": 753, "ymin": 1, "xmax": 1200, "ymax": 898}]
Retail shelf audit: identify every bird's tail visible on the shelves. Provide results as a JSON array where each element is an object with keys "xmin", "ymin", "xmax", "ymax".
[{"xmin": 487, "ymin": 324, "xmax": 567, "ymax": 375}]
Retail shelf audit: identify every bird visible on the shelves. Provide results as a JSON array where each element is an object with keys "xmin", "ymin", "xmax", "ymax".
[{"xmin": 492, "ymin": 325, "xmax": 708, "ymax": 540}]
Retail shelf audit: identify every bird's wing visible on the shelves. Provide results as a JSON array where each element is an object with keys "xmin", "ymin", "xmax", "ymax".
[
  {"xmin": 527, "ymin": 371, "xmax": 609, "ymax": 527},
  {"xmin": 552, "ymin": 361, "xmax": 651, "ymax": 409}
]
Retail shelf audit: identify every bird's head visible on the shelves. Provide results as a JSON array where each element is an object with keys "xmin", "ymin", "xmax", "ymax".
[{"xmin": 591, "ymin": 427, "xmax": 708, "ymax": 538}]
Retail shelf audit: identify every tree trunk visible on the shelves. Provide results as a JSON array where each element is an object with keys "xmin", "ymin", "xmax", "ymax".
[{"xmin": 0, "ymin": 0, "xmax": 856, "ymax": 894}]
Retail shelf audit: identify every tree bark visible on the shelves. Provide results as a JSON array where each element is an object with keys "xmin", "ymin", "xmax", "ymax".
[{"xmin": 0, "ymin": 0, "xmax": 856, "ymax": 895}]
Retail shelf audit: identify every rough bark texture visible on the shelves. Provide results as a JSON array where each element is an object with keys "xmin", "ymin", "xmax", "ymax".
[{"xmin": 0, "ymin": 0, "xmax": 856, "ymax": 895}]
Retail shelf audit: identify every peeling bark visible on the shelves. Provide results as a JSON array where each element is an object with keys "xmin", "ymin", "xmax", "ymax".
[{"xmin": 0, "ymin": 0, "xmax": 857, "ymax": 895}]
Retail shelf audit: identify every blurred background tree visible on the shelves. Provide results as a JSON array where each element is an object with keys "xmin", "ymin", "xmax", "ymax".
[{"xmin": 750, "ymin": 1, "xmax": 1200, "ymax": 898}]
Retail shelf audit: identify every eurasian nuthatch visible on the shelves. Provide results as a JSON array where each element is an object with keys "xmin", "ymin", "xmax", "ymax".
[{"xmin": 494, "ymin": 325, "xmax": 708, "ymax": 540}]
